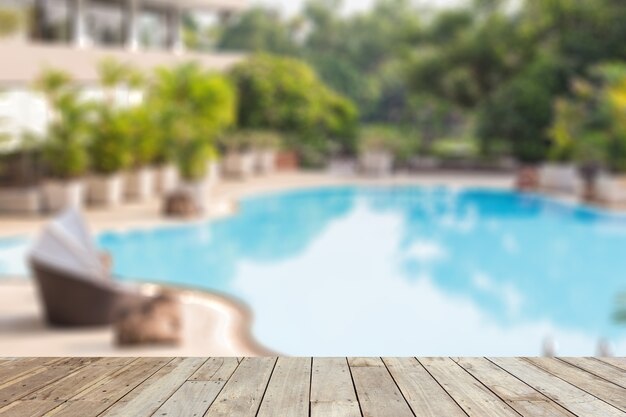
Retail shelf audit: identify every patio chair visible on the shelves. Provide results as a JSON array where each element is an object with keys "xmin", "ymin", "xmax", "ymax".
[{"xmin": 29, "ymin": 208, "xmax": 154, "ymax": 327}]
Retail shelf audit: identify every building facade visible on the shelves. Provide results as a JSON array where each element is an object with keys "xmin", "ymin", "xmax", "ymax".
[{"xmin": 0, "ymin": 0, "xmax": 246, "ymax": 141}]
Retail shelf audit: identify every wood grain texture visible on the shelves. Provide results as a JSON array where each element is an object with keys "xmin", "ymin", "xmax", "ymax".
[
  {"xmin": 204, "ymin": 357, "xmax": 277, "ymax": 417},
  {"xmin": 383, "ymin": 357, "xmax": 466, "ymax": 417},
  {"xmin": 257, "ymin": 357, "xmax": 311, "ymax": 417},
  {"xmin": 455, "ymin": 357, "xmax": 574, "ymax": 417},
  {"xmin": 350, "ymin": 357, "xmax": 413, "ymax": 417},
  {"xmin": 420, "ymin": 357, "xmax": 519, "ymax": 417},
  {"xmin": 491, "ymin": 357, "xmax": 625, "ymax": 417},
  {"xmin": 0, "ymin": 357, "xmax": 623, "ymax": 417}
]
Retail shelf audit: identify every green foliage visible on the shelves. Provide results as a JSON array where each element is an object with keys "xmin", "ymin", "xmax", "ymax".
[
  {"xmin": 219, "ymin": 130, "xmax": 283, "ymax": 152},
  {"xmin": 359, "ymin": 125, "xmax": 420, "ymax": 164},
  {"xmin": 548, "ymin": 63, "xmax": 626, "ymax": 172},
  {"xmin": 88, "ymin": 108, "xmax": 133, "ymax": 175},
  {"xmin": 431, "ymin": 137, "xmax": 480, "ymax": 161},
  {"xmin": 230, "ymin": 54, "xmax": 358, "ymax": 164},
  {"xmin": 34, "ymin": 70, "xmax": 90, "ymax": 179},
  {"xmin": 0, "ymin": 7, "xmax": 22, "ymax": 38},
  {"xmin": 217, "ymin": 8, "xmax": 298, "ymax": 55},
  {"xmin": 476, "ymin": 55, "xmax": 566, "ymax": 163},
  {"xmin": 147, "ymin": 63, "xmax": 236, "ymax": 180}
]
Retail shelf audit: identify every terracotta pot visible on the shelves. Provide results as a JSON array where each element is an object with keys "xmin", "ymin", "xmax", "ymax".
[
  {"xmin": 515, "ymin": 166, "xmax": 539, "ymax": 191},
  {"xmin": 276, "ymin": 151, "xmax": 298, "ymax": 171}
]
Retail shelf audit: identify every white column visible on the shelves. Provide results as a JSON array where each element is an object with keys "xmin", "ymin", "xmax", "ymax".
[
  {"xmin": 71, "ymin": 0, "xmax": 89, "ymax": 48},
  {"xmin": 124, "ymin": 0, "xmax": 139, "ymax": 51}
]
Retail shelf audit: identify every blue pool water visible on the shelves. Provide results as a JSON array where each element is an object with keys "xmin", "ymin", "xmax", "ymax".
[{"xmin": 2, "ymin": 186, "xmax": 626, "ymax": 356}]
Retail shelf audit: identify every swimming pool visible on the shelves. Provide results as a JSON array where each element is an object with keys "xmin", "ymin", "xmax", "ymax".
[{"xmin": 1, "ymin": 186, "xmax": 626, "ymax": 356}]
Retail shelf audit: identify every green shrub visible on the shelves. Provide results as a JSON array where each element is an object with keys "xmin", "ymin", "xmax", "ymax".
[
  {"xmin": 88, "ymin": 108, "xmax": 133, "ymax": 175},
  {"xmin": 230, "ymin": 54, "xmax": 358, "ymax": 164},
  {"xmin": 128, "ymin": 107, "xmax": 160, "ymax": 168},
  {"xmin": 34, "ymin": 69, "xmax": 90, "ymax": 179},
  {"xmin": 476, "ymin": 55, "xmax": 567, "ymax": 164},
  {"xmin": 359, "ymin": 125, "xmax": 420, "ymax": 165},
  {"xmin": 431, "ymin": 137, "xmax": 480, "ymax": 160},
  {"xmin": 147, "ymin": 63, "xmax": 236, "ymax": 177},
  {"xmin": 219, "ymin": 129, "xmax": 283, "ymax": 152},
  {"xmin": 548, "ymin": 63, "xmax": 626, "ymax": 172}
]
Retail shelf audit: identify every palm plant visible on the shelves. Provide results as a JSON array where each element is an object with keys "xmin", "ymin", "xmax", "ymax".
[
  {"xmin": 147, "ymin": 63, "xmax": 236, "ymax": 181},
  {"xmin": 34, "ymin": 69, "xmax": 90, "ymax": 180}
]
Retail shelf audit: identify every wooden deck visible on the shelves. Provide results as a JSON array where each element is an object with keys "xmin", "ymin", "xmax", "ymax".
[{"xmin": 0, "ymin": 357, "xmax": 625, "ymax": 417}]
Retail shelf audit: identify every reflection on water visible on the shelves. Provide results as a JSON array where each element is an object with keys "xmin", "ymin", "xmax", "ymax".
[{"xmin": 2, "ymin": 186, "xmax": 626, "ymax": 355}]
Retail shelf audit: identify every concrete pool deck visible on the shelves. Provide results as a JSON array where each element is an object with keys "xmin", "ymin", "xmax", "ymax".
[{"xmin": 0, "ymin": 171, "xmax": 517, "ymax": 357}]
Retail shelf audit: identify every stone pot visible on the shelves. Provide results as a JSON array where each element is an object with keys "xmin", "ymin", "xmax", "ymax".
[
  {"xmin": 360, "ymin": 150, "xmax": 394, "ymax": 176},
  {"xmin": 257, "ymin": 150, "xmax": 277, "ymax": 174},
  {"xmin": 224, "ymin": 151, "xmax": 256, "ymax": 178},
  {"xmin": 0, "ymin": 187, "xmax": 42, "ymax": 215},
  {"xmin": 538, "ymin": 163, "xmax": 581, "ymax": 194},
  {"xmin": 41, "ymin": 179, "xmax": 85, "ymax": 213},
  {"xmin": 595, "ymin": 172, "xmax": 626, "ymax": 204},
  {"xmin": 205, "ymin": 160, "xmax": 221, "ymax": 186},
  {"xmin": 155, "ymin": 164, "xmax": 179, "ymax": 194},
  {"xmin": 126, "ymin": 167, "xmax": 155, "ymax": 202},
  {"xmin": 87, "ymin": 174, "xmax": 125, "ymax": 207}
]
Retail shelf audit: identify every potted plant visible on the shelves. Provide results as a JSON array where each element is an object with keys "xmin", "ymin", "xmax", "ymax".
[
  {"xmin": 0, "ymin": 132, "xmax": 43, "ymax": 214},
  {"xmin": 35, "ymin": 69, "xmax": 90, "ymax": 212},
  {"xmin": 358, "ymin": 127, "xmax": 397, "ymax": 176},
  {"xmin": 252, "ymin": 130, "xmax": 282, "ymax": 174},
  {"xmin": 125, "ymin": 107, "xmax": 159, "ymax": 202},
  {"xmin": 147, "ymin": 63, "xmax": 235, "ymax": 215},
  {"xmin": 221, "ymin": 131, "xmax": 256, "ymax": 178},
  {"xmin": 86, "ymin": 108, "xmax": 132, "ymax": 207}
]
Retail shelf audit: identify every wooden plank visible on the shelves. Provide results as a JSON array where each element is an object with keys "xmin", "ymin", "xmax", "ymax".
[
  {"xmin": 348, "ymin": 358, "xmax": 383, "ymax": 368},
  {"xmin": 100, "ymin": 357, "xmax": 206, "ymax": 417},
  {"xmin": 490, "ymin": 357, "xmax": 625, "ymax": 417},
  {"xmin": 349, "ymin": 357, "xmax": 413, "ymax": 417},
  {"xmin": 0, "ymin": 358, "xmax": 90, "ymax": 407},
  {"xmin": 597, "ymin": 357, "xmax": 626, "ymax": 372},
  {"xmin": 257, "ymin": 357, "xmax": 311, "ymax": 417},
  {"xmin": 204, "ymin": 357, "xmax": 277, "ymax": 417},
  {"xmin": 0, "ymin": 359, "xmax": 136, "ymax": 417},
  {"xmin": 455, "ymin": 357, "xmax": 574, "ymax": 417},
  {"xmin": 47, "ymin": 358, "xmax": 172, "ymax": 417},
  {"xmin": 152, "ymin": 381, "xmax": 224, "ymax": 417},
  {"xmin": 383, "ymin": 357, "xmax": 465, "ymax": 417},
  {"xmin": 419, "ymin": 358, "xmax": 518, "ymax": 417},
  {"xmin": 525, "ymin": 357, "xmax": 626, "ymax": 411},
  {"xmin": 559, "ymin": 358, "xmax": 626, "ymax": 389},
  {"xmin": 0, "ymin": 359, "xmax": 62, "ymax": 386},
  {"xmin": 190, "ymin": 358, "xmax": 239, "ymax": 382},
  {"xmin": 311, "ymin": 358, "xmax": 360, "ymax": 417}
]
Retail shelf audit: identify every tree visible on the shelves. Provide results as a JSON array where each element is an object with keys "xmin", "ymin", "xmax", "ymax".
[{"xmin": 230, "ymin": 54, "xmax": 358, "ymax": 164}]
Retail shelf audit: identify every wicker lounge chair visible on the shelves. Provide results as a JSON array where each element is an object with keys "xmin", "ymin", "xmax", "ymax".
[{"xmin": 29, "ymin": 209, "xmax": 153, "ymax": 327}]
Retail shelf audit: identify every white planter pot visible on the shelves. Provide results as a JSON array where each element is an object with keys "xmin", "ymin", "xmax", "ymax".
[
  {"xmin": 181, "ymin": 180, "xmax": 210, "ymax": 212},
  {"xmin": 41, "ymin": 180, "xmax": 85, "ymax": 213},
  {"xmin": 257, "ymin": 150, "xmax": 276, "ymax": 174},
  {"xmin": 126, "ymin": 167, "xmax": 155, "ymax": 201},
  {"xmin": 205, "ymin": 161, "xmax": 221, "ymax": 186},
  {"xmin": 595, "ymin": 173, "xmax": 626, "ymax": 203},
  {"xmin": 155, "ymin": 164, "xmax": 179, "ymax": 194},
  {"xmin": 87, "ymin": 174, "xmax": 124, "ymax": 207},
  {"xmin": 539, "ymin": 163, "xmax": 581, "ymax": 193},
  {"xmin": 224, "ymin": 151, "xmax": 256, "ymax": 178},
  {"xmin": 360, "ymin": 150, "xmax": 394, "ymax": 176},
  {"xmin": 0, "ymin": 187, "xmax": 42, "ymax": 214}
]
